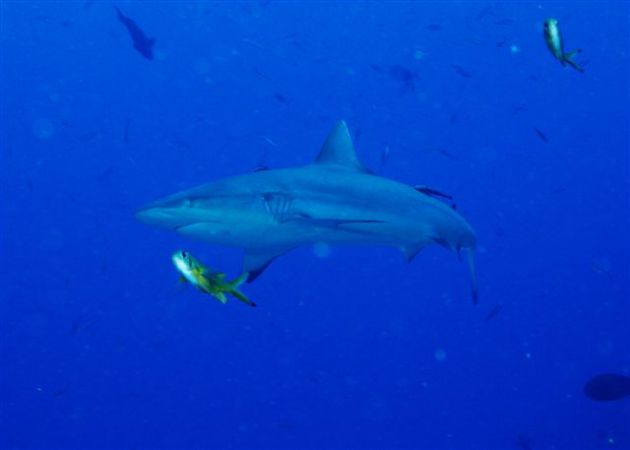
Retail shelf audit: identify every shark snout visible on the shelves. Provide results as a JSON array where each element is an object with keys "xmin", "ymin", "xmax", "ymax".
[{"xmin": 135, "ymin": 205, "xmax": 183, "ymax": 229}]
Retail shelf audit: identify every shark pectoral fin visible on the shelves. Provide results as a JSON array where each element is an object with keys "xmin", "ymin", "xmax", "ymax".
[
  {"xmin": 178, "ymin": 275, "xmax": 187, "ymax": 283},
  {"xmin": 212, "ymin": 292, "xmax": 228, "ymax": 304},
  {"xmin": 243, "ymin": 247, "xmax": 294, "ymax": 283}
]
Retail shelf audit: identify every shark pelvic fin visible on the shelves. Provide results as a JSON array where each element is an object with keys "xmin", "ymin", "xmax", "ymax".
[
  {"xmin": 243, "ymin": 247, "xmax": 294, "ymax": 283},
  {"xmin": 402, "ymin": 244, "xmax": 424, "ymax": 262},
  {"xmin": 314, "ymin": 121, "xmax": 367, "ymax": 172}
]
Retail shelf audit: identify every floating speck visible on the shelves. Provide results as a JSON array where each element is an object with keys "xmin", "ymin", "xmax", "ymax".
[
  {"xmin": 32, "ymin": 118, "xmax": 54, "ymax": 140},
  {"xmin": 434, "ymin": 348, "xmax": 447, "ymax": 362}
]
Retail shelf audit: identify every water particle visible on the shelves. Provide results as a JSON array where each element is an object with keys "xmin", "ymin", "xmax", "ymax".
[
  {"xmin": 434, "ymin": 348, "xmax": 447, "ymax": 362},
  {"xmin": 32, "ymin": 118, "xmax": 55, "ymax": 139}
]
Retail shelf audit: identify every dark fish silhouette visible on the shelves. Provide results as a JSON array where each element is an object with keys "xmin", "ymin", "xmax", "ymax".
[
  {"xmin": 475, "ymin": 5, "xmax": 493, "ymax": 21},
  {"xmin": 515, "ymin": 434, "xmax": 532, "ymax": 450},
  {"xmin": 425, "ymin": 24, "xmax": 442, "ymax": 32},
  {"xmin": 274, "ymin": 93, "xmax": 289, "ymax": 104},
  {"xmin": 584, "ymin": 373, "xmax": 630, "ymax": 401},
  {"xmin": 414, "ymin": 185, "xmax": 453, "ymax": 201},
  {"xmin": 533, "ymin": 127, "xmax": 549, "ymax": 143},
  {"xmin": 371, "ymin": 64, "xmax": 419, "ymax": 92},
  {"xmin": 114, "ymin": 7, "xmax": 155, "ymax": 60},
  {"xmin": 452, "ymin": 64, "xmax": 473, "ymax": 79},
  {"xmin": 484, "ymin": 304, "xmax": 503, "ymax": 321}
]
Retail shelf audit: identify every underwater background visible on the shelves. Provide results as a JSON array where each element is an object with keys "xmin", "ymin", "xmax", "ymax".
[{"xmin": 1, "ymin": 1, "xmax": 629, "ymax": 449}]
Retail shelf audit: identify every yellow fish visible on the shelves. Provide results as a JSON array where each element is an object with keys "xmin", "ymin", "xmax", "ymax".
[
  {"xmin": 544, "ymin": 18, "xmax": 584, "ymax": 73},
  {"xmin": 172, "ymin": 250, "xmax": 255, "ymax": 307}
]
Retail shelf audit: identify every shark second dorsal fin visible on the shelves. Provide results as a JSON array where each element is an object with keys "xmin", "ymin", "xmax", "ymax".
[{"xmin": 315, "ymin": 121, "xmax": 367, "ymax": 172}]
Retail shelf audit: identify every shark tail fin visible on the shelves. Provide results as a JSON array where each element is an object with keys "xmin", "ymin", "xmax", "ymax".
[
  {"xmin": 229, "ymin": 273, "xmax": 256, "ymax": 307},
  {"xmin": 564, "ymin": 49, "xmax": 584, "ymax": 73},
  {"xmin": 465, "ymin": 247, "xmax": 479, "ymax": 305}
]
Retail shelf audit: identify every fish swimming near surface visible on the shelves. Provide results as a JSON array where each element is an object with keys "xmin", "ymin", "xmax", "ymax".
[
  {"xmin": 172, "ymin": 250, "xmax": 255, "ymax": 306},
  {"xmin": 114, "ymin": 7, "xmax": 155, "ymax": 60},
  {"xmin": 543, "ymin": 18, "xmax": 584, "ymax": 73},
  {"xmin": 137, "ymin": 121, "xmax": 478, "ymax": 303},
  {"xmin": 584, "ymin": 373, "xmax": 630, "ymax": 401}
]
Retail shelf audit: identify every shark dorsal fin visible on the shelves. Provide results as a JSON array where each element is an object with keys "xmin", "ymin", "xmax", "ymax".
[{"xmin": 315, "ymin": 121, "xmax": 366, "ymax": 172}]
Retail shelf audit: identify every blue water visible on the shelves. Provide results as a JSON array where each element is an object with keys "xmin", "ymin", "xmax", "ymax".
[{"xmin": 2, "ymin": 2, "xmax": 629, "ymax": 449}]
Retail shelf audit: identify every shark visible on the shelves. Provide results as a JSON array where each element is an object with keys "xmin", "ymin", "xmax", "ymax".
[{"xmin": 137, "ymin": 121, "xmax": 478, "ymax": 302}]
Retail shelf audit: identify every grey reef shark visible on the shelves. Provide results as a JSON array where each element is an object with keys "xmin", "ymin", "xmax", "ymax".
[{"xmin": 137, "ymin": 121, "xmax": 478, "ymax": 303}]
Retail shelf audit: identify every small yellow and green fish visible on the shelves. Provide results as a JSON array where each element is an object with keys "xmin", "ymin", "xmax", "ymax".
[
  {"xmin": 543, "ymin": 18, "xmax": 584, "ymax": 73},
  {"xmin": 172, "ymin": 250, "xmax": 255, "ymax": 307}
]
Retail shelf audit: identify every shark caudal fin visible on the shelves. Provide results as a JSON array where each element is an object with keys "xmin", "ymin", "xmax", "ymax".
[
  {"xmin": 466, "ymin": 247, "xmax": 479, "ymax": 305},
  {"xmin": 229, "ymin": 273, "xmax": 256, "ymax": 307},
  {"xmin": 564, "ymin": 49, "xmax": 584, "ymax": 73}
]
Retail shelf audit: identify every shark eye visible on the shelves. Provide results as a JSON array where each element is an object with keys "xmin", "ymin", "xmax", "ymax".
[{"xmin": 181, "ymin": 251, "xmax": 187, "ymax": 257}]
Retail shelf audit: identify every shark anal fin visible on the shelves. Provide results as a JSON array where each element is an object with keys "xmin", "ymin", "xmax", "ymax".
[{"xmin": 243, "ymin": 247, "xmax": 294, "ymax": 283}]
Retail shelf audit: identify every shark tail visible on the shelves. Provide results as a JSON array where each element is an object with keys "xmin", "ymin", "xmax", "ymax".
[
  {"xmin": 228, "ymin": 273, "xmax": 256, "ymax": 307},
  {"xmin": 563, "ymin": 49, "xmax": 584, "ymax": 73},
  {"xmin": 465, "ymin": 247, "xmax": 479, "ymax": 305}
]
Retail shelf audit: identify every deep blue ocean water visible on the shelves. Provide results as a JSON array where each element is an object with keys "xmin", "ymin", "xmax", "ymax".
[{"xmin": 1, "ymin": 2, "xmax": 629, "ymax": 449}]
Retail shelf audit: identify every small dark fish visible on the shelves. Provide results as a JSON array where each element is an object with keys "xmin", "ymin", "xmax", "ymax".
[
  {"xmin": 78, "ymin": 130, "xmax": 101, "ymax": 142},
  {"xmin": 414, "ymin": 185, "xmax": 453, "ymax": 201},
  {"xmin": 434, "ymin": 148, "xmax": 457, "ymax": 159},
  {"xmin": 475, "ymin": 5, "xmax": 493, "ymax": 21},
  {"xmin": 372, "ymin": 64, "xmax": 419, "ymax": 92},
  {"xmin": 513, "ymin": 105, "xmax": 527, "ymax": 114},
  {"xmin": 515, "ymin": 434, "xmax": 532, "ymax": 450},
  {"xmin": 584, "ymin": 373, "xmax": 630, "ymax": 401},
  {"xmin": 484, "ymin": 304, "xmax": 502, "ymax": 321},
  {"xmin": 550, "ymin": 186, "xmax": 566, "ymax": 195},
  {"xmin": 424, "ymin": 24, "xmax": 441, "ymax": 32},
  {"xmin": 97, "ymin": 165, "xmax": 115, "ymax": 182},
  {"xmin": 496, "ymin": 40, "xmax": 507, "ymax": 48},
  {"xmin": 452, "ymin": 65, "xmax": 473, "ymax": 79},
  {"xmin": 494, "ymin": 18, "xmax": 514, "ymax": 26},
  {"xmin": 53, "ymin": 385, "xmax": 69, "ymax": 397},
  {"xmin": 273, "ymin": 93, "xmax": 288, "ymax": 104},
  {"xmin": 114, "ymin": 7, "xmax": 155, "ymax": 60},
  {"xmin": 70, "ymin": 313, "xmax": 93, "ymax": 336},
  {"xmin": 169, "ymin": 138, "xmax": 192, "ymax": 150},
  {"xmin": 388, "ymin": 65, "xmax": 418, "ymax": 92},
  {"xmin": 252, "ymin": 67, "xmax": 274, "ymax": 83},
  {"xmin": 533, "ymin": 127, "xmax": 549, "ymax": 143}
]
